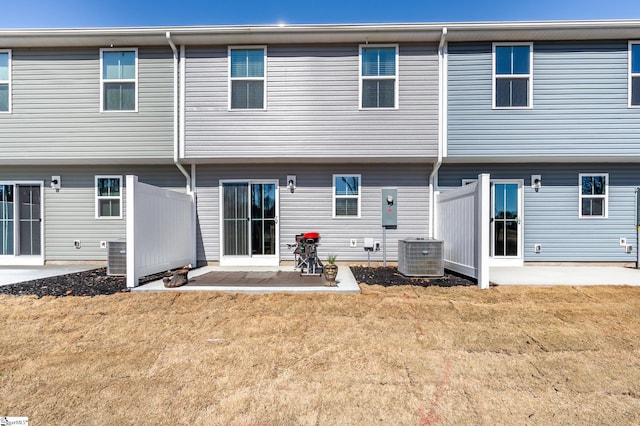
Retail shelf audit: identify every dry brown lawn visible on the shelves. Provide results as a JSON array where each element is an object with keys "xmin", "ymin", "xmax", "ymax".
[{"xmin": 1, "ymin": 284, "xmax": 639, "ymax": 425}]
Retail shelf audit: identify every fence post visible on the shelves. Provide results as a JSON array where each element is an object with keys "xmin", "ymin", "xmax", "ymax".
[
  {"xmin": 126, "ymin": 175, "xmax": 139, "ymax": 288},
  {"xmin": 477, "ymin": 173, "xmax": 490, "ymax": 289}
]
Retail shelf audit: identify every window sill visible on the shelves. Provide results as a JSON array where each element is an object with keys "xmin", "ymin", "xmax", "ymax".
[
  {"xmin": 227, "ymin": 108, "xmax": 268, "ymax": 112},
  {"xmin": 492, "ymin": 106, "xmax": 533, "ymax": 110}
]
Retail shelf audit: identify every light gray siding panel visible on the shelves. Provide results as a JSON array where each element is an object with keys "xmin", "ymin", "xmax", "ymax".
[
  {"xmin": 447, "ymin": 41, "xmax": 640, "ymax": 158},
  {"xmin": 0, "ymin": 165, "xmax": 185, "ymax": 261},
  {"xmin": 439, "ymin": 164, "xmax": 639, "ymax": 262},
  {"xmin": 0, "ymin": 48, "xmax": 174, "ymax": 163},
  {"xmin": 195, "ymin": 164, "xmax": 430, "ymax": 262},
  {"xmin": 185, "ymin": 44, "xmax": 438, "ymax": 160}
]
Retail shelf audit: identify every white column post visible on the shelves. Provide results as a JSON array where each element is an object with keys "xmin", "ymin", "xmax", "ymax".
[
  {"xmin": 126, "ymin": 175, "xmax": 139, "ymax": 288},
  {"xmin": 477, "ymin": 173, "xmax": 490, "ymax": 289}
]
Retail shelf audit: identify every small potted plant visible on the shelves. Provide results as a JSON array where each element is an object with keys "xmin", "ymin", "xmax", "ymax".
[{"xmin": 324, "ymin": 254, "xmax": 338, "ymax": 287}]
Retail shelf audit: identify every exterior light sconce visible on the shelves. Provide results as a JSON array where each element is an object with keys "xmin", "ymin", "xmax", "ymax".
[
  {"xmin": 51, "ymin": 176, "xmax": 61, "ymax": 192},
  {"xmin": 287, "ymin": 175, "xmax": 296, "ymax": 193},
  {"xmin": 531, "ymin": 175, "xmax": 541, "ymax": 192}
]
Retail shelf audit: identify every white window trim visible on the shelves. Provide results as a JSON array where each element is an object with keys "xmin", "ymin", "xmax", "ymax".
[
  {"xmin": 492, "ymin": 42, "xmax": 533, "ymax": 110},
  {"xmin": 100, "ymin": 48, "xmax": 138, "ymax": 113},
  {"xmin": 95, "ymin": 175, "xmax": 123, "ymax": 219},
  {"xmin": 0, "ymin": 49, "xmax": 11, "ymax": 114},
  {"xmin": 628, "ymin": 41, "xmax": 640, "ymax": 108},
  {"xmin": 358, "ymin": 44, "xmax": 399, "ymax": 110},
  {"xmin": 332, "ymin": 174, "xmax": 362, "ymax": 219},
  {"xmin": 578, "ymin": 173, "xmax": 609, "ymax": 219},
  {"xmin": 228, "ymin": 45, "xmax": 267, "ymax": 111}
]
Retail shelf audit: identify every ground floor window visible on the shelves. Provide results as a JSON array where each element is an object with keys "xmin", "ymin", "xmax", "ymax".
[
  {"xmin": 96, "ymin": 176, "xmax": 122, "ymax": 219},
  {"xmin": 333, "ymin": 175, "xmax": 361, "ymax": 218},
  {"xmin": 579, "ymin": 173, "xmax": 608, "ymax": 218}
]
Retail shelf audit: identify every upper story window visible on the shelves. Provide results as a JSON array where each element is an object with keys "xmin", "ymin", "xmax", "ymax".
[
  {"xmin": 579, "ymin": 173, "xmax": 608, "ymax": 219},
  {"xmin": 333, "ymin": 175, "xmax": 361, "ymax": 218},
  {"xmin": 0, "ymin": 50, "xmax": 11, "ymax": 113},
  {"xmin": 629, "ymin": 42, "xmax": 640, "ymax": 107},
  {"xmin": 493, "ymin": 43, "xmax": 532, "ymax": 109},
  {"xmin": 229, "ymin": 47, "xmax": 266, "ymax": 110},
  {"xmin": 101, "ymin": 49, "xmax": 137, "ymax": 112},
  {"xmin": 96, "ymin": 176, "xmax": 123, "ymax": 219},
  {"xmin": 360, "ymin": 45, "xmax": 398, "ymax": 109}
]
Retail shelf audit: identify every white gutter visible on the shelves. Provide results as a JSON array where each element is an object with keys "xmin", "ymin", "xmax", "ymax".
[
  {"xmin": 166, "ymin": 31, "xmax": 191, "ymax": 193},
  {"xmin": 429, "ymin": 27, "xmax": 447, "ymax": 238}
]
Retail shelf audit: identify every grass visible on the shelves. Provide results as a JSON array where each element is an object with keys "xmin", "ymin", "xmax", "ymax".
[{"xmin": 1, "ymin": 284, "xmax": 639, "ymax": 424}]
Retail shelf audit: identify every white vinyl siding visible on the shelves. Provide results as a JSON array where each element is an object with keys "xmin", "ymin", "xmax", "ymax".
[
  {"xmin": 95, "ymin": 176, "xmax": 123, "ymax": 219},
  {"xmin": 629, "ymin": 42, "xmax": 640, "ymax": 107},
  {"xmin": 229, "ymin": 46, "xmax": 266, "ymax": 110},
  {"xmin": 579, "ymin": 173, "xmax": 608, "ymax": 219},
  {"xmin": 101, "ymin": 49, "xmax": 138, "ymax": 112},
  {"xmin": 333, "ymin": 174, "xmax": 361, "ymax": 218},
  {"xmin": 0, "ymin": 50, "xmax": 11, "ymax": 113},
  {"xmin": 359, "ymin": 45, "xmax": 398, "ymax": 109},
  {"xmin": 493, "ymin": 43, "xmax": 533, "ymax": 109}
]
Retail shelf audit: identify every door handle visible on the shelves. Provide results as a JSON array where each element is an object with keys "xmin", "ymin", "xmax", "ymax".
[{"xmin": 274, "ymin": 216, "xmax": 278, "ymax": 224}]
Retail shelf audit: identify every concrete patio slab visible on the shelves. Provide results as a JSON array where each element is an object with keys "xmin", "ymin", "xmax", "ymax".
[
  {"xmin": 133, "ymin": 265, "xmax": 361, "ymax": 294},
  {"xmin": 0, "ymin": 265, "xmax": 97, "ymax": 287},
  {"xmin": 490, "ymin": 265, "xmax": 640, "ymax": 286}
]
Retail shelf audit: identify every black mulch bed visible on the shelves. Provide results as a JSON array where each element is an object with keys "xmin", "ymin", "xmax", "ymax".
[
  {"xmin": 351, "ymin": 266, "xmax": 476, "ymax": 288},
  {"xmin": 0, "ymin": 266, "xmax": 475, "ymax": 298},
  {"xmin": 0, "ymin": 268, "xmax": 165, "ymax": 298}
]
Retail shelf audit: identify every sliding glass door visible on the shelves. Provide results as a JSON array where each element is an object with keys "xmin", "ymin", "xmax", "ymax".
[
  {"xmin": 490, "ymin": 180, "xmax": 523, "ymax": 266},
  {"xmin": 221, "ymin": 180, "xmax": 278, "ymax": 266},
  {"xmin": 0, "ymin": 183, "xmax": 43, "ymax": 264}
]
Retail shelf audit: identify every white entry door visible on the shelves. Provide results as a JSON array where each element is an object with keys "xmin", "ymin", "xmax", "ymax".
[
  {"xmin": 220, "ymin": 180, "xmax": 279, "ymax": 266},
  {"xmin": 489, "ymin": 180, "xmax": 523, "ymax": 266}
]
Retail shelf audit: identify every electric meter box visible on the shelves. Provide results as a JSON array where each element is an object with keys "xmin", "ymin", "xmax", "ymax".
[{"xmin": 381, "ymin": 188, "xmax": 398, "ymax": 228}]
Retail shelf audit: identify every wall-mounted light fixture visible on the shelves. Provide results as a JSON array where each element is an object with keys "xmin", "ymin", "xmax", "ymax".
[
  {"xmin": 51, "ymin": 176, "xmax": 61, "ymax": 192},
  {"xmin": 287, "ymin": 175, "xmax": 296, "ymax": 193},
  {"xmin": 531, "ymin": 174, "xmax": 541, "ymax": 192}
]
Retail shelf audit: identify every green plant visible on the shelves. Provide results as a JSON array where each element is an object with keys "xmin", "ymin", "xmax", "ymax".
[{"xmin": 327, "ymin": 254, "xmax": 337, "ymax": 265}]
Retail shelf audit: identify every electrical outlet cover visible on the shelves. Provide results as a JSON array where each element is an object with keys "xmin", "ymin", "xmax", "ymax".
[{"xmin": 350, "ymin": 239, "xmax": 357, "ymax": 247}]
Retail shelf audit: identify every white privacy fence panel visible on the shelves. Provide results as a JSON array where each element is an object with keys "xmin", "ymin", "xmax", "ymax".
[
  {"xmin": 435, "ymin": 173, "xmax": 490, "ymax": 289},
  {"xmin": 126, "ymin": 175, "xmax": 195, "ymax": 288}
]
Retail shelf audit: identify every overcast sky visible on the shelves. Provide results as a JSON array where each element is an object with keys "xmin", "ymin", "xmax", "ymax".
[{"xmin": 2, "ymin": 0, "xmax": 640, "ymax": 28}]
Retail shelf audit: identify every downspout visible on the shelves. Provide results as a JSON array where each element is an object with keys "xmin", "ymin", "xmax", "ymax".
[
  {"xmin": 166, "ymin": 31, "xmax": 191, "ymax": 193},
  {"xmin": 167, "ymin": 32, "xmax": 198, "ymax": 267},
  {"xmin": 429, "ymin": 27, "xmax": 447, "ymax": 238}
]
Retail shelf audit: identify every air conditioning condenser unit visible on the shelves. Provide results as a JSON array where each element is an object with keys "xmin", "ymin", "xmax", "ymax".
[
  {"xmin": 398, "ymin": 237, "xmax": 444, "ymax": 277},
  {"xmin": 107, "ymin": 240, "xmax": 126, "ymax": 276}
]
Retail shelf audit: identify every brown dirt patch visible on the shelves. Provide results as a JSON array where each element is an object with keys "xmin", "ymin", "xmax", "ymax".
[{"xmin": 1, "ymin": 285, "xmax": 639, "ymax": 424}]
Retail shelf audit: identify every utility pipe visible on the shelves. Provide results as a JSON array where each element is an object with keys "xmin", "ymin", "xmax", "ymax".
[
  {"xmin": 166, "ymin": 31, "xmax": 192, "ymax": 193},
  {"xmin": 429, "ymin": 27, "xmax": 447, "ymax": 238}
]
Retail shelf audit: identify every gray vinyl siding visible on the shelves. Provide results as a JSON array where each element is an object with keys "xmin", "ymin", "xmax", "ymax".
[
  {"xmin": 447, "ymin": 41, "xmax": 640, "ymax": 158},
  {"xmin": 0, "ymin": 48, "xmax": 174, "ymax": 164},
  {"xmin": 0, "ymin": 165, "xmax": 185, "ymax": 261},
  {"xmin": 195, "ymin": 164, "xmax": 431, "ymax": 263},
  {"xmin": 439, "ymin": 164, "xmax": 639, "ymax": 262},
  {"xmin": 184, "ymin": 43, "xmax": 438, "ymax": 160}
]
